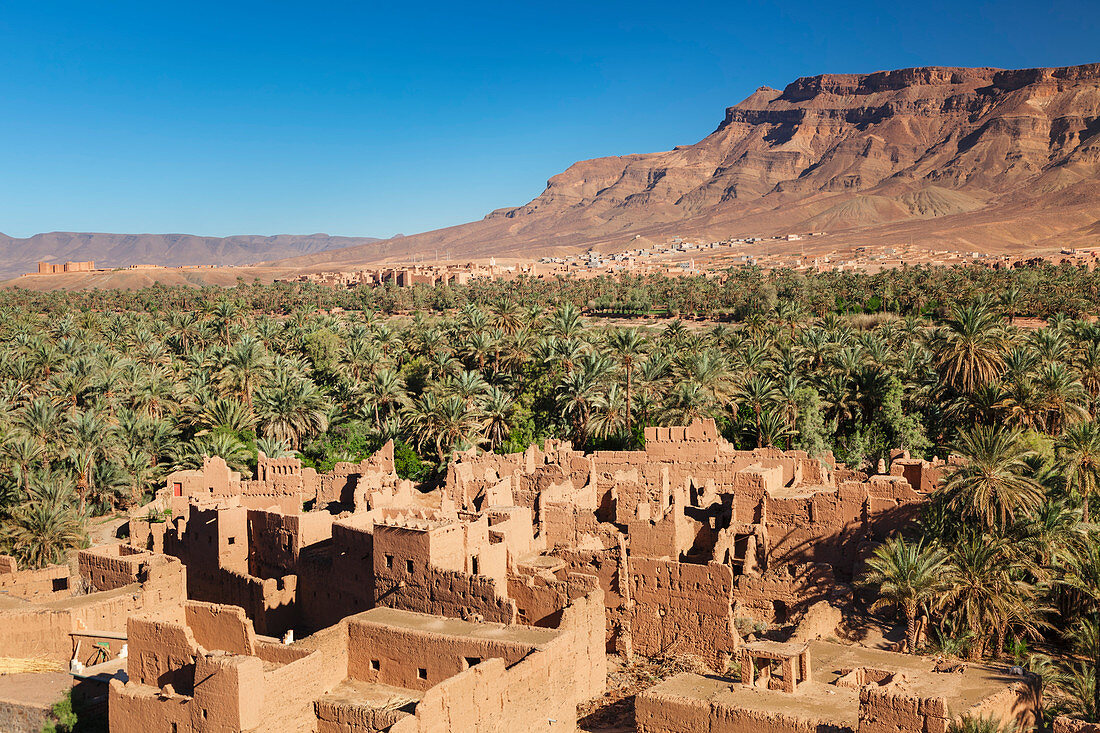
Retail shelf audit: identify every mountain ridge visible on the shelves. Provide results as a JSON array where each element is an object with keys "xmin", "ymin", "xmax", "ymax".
[
  {"xmin": 0, "ymin": 231, "xmax": 380, "ymax": 278},
  {"xmin": 269, "ymin": 62, "xmax": 1100, "ymax": 271}
]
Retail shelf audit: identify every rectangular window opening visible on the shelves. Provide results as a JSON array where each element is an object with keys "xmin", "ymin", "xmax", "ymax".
[
  {"xmin": 417, "ymin": 668, "xmax": 427, "ymax": 680},
  {"xmin": 406, "ymin": 559, "xmax": 414, "ymax": 574},
  {"xmin": 370, "ymin": 659, "xmax": 380, "ymax": 671},
  {"xmin": 385, "ymin": 555, "xmax": 394, "ymax": 570}
]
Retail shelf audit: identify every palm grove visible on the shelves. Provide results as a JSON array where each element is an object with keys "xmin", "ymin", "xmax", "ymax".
[{"xmin": 2, "ymin": 263, "xmax": 1100, "ymax": 724}]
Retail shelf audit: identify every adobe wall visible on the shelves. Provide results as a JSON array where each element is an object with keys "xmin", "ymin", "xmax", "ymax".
[
  {"xmin": 184, "ymin": 602, "xmax": 256, "ymax": 656},
  {"xmin": 110, "ymin": 651, "xmax": 265, "ymax": 732},
  {"xmin": 961, "ymin": 677, "xmax": 1041, "ymax": 732},
  {"xmin": 555, "ymin": 583, "xmax": 609, "ymax": 703},
  {"xmin": 1055, "ymin": 717, "xmax": 1100, "ymax": 733},
  {"xmin": 113, "ymin": 602, "xmax": 348, "ymax": 733},
  {"xmin": 731, "ymin": 563, "xmax": 839, "ymax": 623},
  {"xmin": 384, "ymin": 597, "xmax": 602, "ymax": 733},
  {"xmin": 347, "ymin": 616, "xmax": 540, "ymax": 691},
  {"xmin": 374, "ymin": 563, "xmax": 516, "ymax": 624},
  {"xmin": 260, "ymin": 621, "xmax": 349, "ymax": 732},
  {"xmin": 164, "ymin": 456, "xmax": 242, "ymax": 514},
  {"xmin": 629, "ymin": 556, "xmax": 739, "ymax": 668},
  {"xmin": 187, "ymin": 566, "xmax": 297, "ymax": 637},
  {"xmin": 316, "ymin": 441, "xmax": 397, "ymax": 508},
  {"xmin": 78, "ymin": 544, "xmax": 159, "ymax": 591},
  {"xmin": 636, "ymin": 674, "xmax": 837, "ymax": 733},
  {"xmin": 857, "ymin": 685, "xmax": 949, "ymax": 733},
  {"xmin": 247, "ymin": 508, "xmax": 334, "ymax": 579},
  {"xmin": 0, "ymin": 556, "xmax": 72, "ymax": 600},
  {"xmin": 371, "ymin": 518, "xmax": 516, "ymax": 624},
  {"xmin": 0, "ymin": 554, "xmax": 186, "ymax": 664}
]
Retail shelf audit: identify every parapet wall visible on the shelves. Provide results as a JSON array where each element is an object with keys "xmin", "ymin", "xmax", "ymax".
[
  {"xmin": 0, "ymin": 553, "xmax": 186, "ymax": 663},
  {"xmin": 0, "ymin": 555, "xmax": 72, "ymax": 600}
]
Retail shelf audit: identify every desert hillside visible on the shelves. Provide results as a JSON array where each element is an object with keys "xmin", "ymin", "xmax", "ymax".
[{"xmin": 272, "ymin": 63, "xmax": 1100, "ymax": 270}]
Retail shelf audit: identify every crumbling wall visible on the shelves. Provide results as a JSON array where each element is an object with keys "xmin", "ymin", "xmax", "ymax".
[
  {"xmin": 388, "ymin": 619, "xmax": 586, "ymax": 733},
  {"xmin": 630, "ymin": 557, "xmax": 739, "ymax": 668},
  {"xmin": 1055, "ymin": 717, "xmax": 1100, "ymax": 733},
  {"xmin": 731, "ymin": 563, "xmax": 837, "ymax": 623},
  {"xmin": 110, "ymin": 651, "xmax": 265, "ymax": 732},
  {"xmin": 184, "ymin": 602, "xmax": 256, "ymax": 656},
  {"xmin": 188, "ymin": 567, "xmax": 297, "ymax": 637},
  {"xmin": 78, "ymin": 544, "xmax": 160, "ymax": 591},
  {"xmin": 0, "ymin": 554, "xmax": 186, "ymax": 663},
  {"xmin": 962, "ymin": 678, "xmax": 1041, "ymax": 732},
  {"xmin": 0, "ymin": 555, "xmax": 71, "ymax": 600},
  {"xmin": 636, "ymin": 673, "xmax": 837, "ymax": 733},
  {"xmin": 857, "ymin": 686, "xmax": 948, "ymax": 733},
  {"xmin": 374, "ymin": 564, "xmax": 516, "ymax": 624},
  {"xmin": 247, "ymin": 509, "xmax": 333, "ymax": 579},
  {"xmin": 262, "ymin": 626, "xmax": 348, "ymax": 732}
]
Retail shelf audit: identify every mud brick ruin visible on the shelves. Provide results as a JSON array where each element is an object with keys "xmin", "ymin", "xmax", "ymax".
[{"xmin": 0, "ymin": 420, "xmax": 1040, "ymax": 732}]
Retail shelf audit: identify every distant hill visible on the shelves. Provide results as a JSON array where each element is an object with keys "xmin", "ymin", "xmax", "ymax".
[
  {"xmin": 0, "ymin": 232, "xmax": 380, "ymax": 278},
  {"xmin": 271, "ymin": 62, "xmax": 1100, "ymax": 270}
]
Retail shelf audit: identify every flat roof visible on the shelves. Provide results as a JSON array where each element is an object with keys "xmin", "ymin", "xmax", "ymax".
[
  {"xmin": 643, "ymin": 640, "xmax": 1029, "ymax": 723},
  {"xmin": 352, "ymin": 607, "xmax": 558, "ymax": 647}
]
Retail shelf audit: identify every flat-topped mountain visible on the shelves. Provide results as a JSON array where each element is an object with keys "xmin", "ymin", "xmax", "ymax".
[
  {"xmin": 0, "ymin": 231, "xmax": 379, "ymax": 278},
  {"xmin": 274, "ymin": 62, "xmax": 1100, "ymax": 270}
]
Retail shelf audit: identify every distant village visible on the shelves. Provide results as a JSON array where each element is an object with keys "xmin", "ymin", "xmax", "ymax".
[
  {"xmin": 25, "ymin": 261, "xmax": 225, "ymax": 276},
  {"xmin": 23, "ymin": 233, "xmax": 1100, "ymax": 285},
  {"xmin": 280, "ymin": 232, "xmax": 1100, "ymax": 289}
]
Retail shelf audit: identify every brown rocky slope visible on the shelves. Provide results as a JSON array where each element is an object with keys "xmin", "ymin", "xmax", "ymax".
[{"xmin": 273, "ymin": 63, "xmax": 1100, "ymax": 269}]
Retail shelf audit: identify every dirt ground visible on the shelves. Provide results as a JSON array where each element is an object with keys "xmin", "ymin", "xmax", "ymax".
[{"xmin": 577, "ymin": 653, "xmax": 713, "ymax": 732}]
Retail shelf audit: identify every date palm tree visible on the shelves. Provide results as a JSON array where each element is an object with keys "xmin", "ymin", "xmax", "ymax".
[
  {"xmin": 481, "ymin": 387, "xmax": 514, "ymax": 451},
  {"xmin": 255, "ymin": 372, "xmax": 330, "ymax": 449},
  {"xmin": 1, "ymin": 472, "xmax": 86, "ymax": 569},
  {"xmin": 220, "ymin": 336, "xmax": 270, "ymax": 412},
  {"xmin": 607, "ymin": 328, "xmax": 647, "ymax": 433},
  {"xmin": 861, "ymin": 536, "xmax": 948, "ymax": 654},
  {"xmin": 1061, "ymin": 537, "xmax": 1100, "ymax": 720},
  {"xmin": 940, "ymin": 535, "xmax": 1014, "ymax": 660},
  {"xmin": 938, "ymin": 426, "xmax": 1044, "ymax": 531},
  {"xmin": 406, "ymin": 393, "xmax": 484, "ymax": 462},
  {"xmin": 363, "ymin": 368, "xmax": 409, "ymax": 429},
  {"xmin": 931, "ymin": 302, "xmax": 1006, "ymax": 395},
  {"xmin": 1058, "ymin": 422, "xmax": 1100, "ymax": 521}
]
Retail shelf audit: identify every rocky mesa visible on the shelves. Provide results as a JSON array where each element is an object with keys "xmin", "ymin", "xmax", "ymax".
[{"xmin": 273, "ymin": 62, "xmax": 1100, "ymax": 270}]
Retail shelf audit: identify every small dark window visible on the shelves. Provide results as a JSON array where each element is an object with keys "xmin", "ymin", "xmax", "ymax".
[
  {"xmin": 228, "ymin": 536, "xmax": 236, "ymax": 545},
  {"xmin": 171, "ymin": 724, "xmax": 178, "ymax": 733},
  {"xmin": 385, "ymin": 555, "xmax": 394, "ymax": 570},
  {"xmin": 406, "ymin": 559, "xmax": 414, "ymax": 574},
  {"xmin": 471, "ymin": 556, "xmax": 479, "ymax": 575},
  {"xmin": 52, "ymin": 577, "xmax": 69, "ymax": 592},
  {"xmin": 371, "ymin": 659, "xmax": 380, "ymax": 671},
  {"xmin": 201, "ymin": 709, "xmax": 207, "ymax": 719},
  {"xmin": 417, "ymin": 668, "xmax": 427, "ymax": 680},
  {"xmin": 465, "ymin": 657, "xmax": 481, "ymax": 668},
  {"xmin": 518, "ymin": 607, "xmax": 526, "ymax": 617}
]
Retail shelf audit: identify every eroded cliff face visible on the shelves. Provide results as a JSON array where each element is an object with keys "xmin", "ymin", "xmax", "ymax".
[
  {"xmin": 498, "ymin": 64, "xmax": 1100, "ymax": 229},
  {"xmin": 270, "ymin": 63, "xmax": 1100, "ymax": 271}
]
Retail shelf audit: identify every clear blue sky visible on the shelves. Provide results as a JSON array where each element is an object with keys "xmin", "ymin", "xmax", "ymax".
[{"xmin": 1, "ymin": 1, "xmax": 1097, "ymax": 239}]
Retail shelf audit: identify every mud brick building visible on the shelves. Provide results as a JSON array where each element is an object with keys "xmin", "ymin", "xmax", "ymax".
[{"xmin": 0, "ymin": 421, "xmax": 1034, "ymax": 732}]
